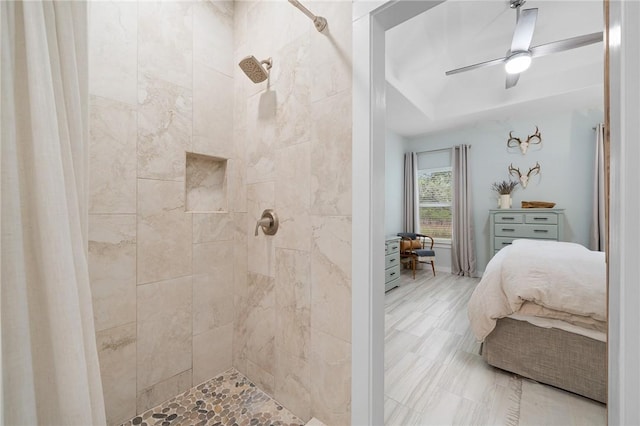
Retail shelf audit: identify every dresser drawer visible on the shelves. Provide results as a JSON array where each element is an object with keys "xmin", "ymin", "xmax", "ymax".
[
  {"xmin": 524, "ymin": 213, "xmax": 558, "ymax": 225},
  {"xmin": 489, "ymin": 209, "xmax": 564, "ymax": 261},
  {"xmin": 495, "ymin": 223, "xmax": 558, "ymax": 239},
  {"xmin": 385, "ymin": 277, "xmax": 400, "ymax": 292},
  {"xmin": 494, "ymin": 237, "xmax": 516, "ymax": 249},
  {"xmin": 385, "ymin": 265, "xmax": 400, "ymax": 282},
  {"xmin": 385, "ymin": 240, "xmax": 400, "ymax": 255},
  {"xmin": 385, "ymin": 253, "xmax": 400, "ymax": 269},
  {"xmin": 494, "ymin": 213, "xmax": 523, "ymax": 223}
]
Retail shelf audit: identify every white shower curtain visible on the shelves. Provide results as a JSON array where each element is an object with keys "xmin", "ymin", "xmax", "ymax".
[
  {"xmin": 1, "ymin": 2, "xmax": 106, "ymax": 424},
  {"xmin": 590, "ymin": 124, "xmax": 606, "ymax": 252}
]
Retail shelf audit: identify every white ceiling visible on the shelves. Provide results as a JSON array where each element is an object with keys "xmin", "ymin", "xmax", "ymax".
[{"xmin": 385, "ymin": 0, "xmax": 605, "ymax": 137}]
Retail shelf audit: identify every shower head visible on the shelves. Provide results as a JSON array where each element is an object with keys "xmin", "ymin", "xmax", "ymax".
[{"xmin": 238, "ymin": 56, "xmax": 272, "ymax": 83}]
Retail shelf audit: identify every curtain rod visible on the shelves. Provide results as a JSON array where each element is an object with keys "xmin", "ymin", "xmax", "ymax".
[{"xmin": 417, "ymin": 145, "xmax": 471, "ymax": 155}]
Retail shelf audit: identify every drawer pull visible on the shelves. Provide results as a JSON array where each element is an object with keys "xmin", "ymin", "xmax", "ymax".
[
  {"xmin": 391, "ymin": 244, "xmax": 398, "ymax": 250},
  {"xmin": 500, "ymin": 217, "xmax": 515, "ymax": 220},
  {"xmin": 534, "ymin": 229, "xmax": 549, "ymax": 233},
  {"xmin": 390, "ymin": 272, "xmax": 396, "ymax": 277},
  {"xmin": 501, "ymin": 242, "xmax": 512, "ymax": 246},
  {"xmin": 389, "ymin": 258, "xmax": 396, "ymax": 262},
  {"xmin": 502, "ymin": 228, "xmax": 515, "ymax": 232},
  {"xmin": 533, "ymin": 217, "xmax": 548, "ymax": 221}
]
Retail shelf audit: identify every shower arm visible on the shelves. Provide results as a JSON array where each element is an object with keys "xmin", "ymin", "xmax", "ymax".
[{"xmin": 288, "ymin": 0, "xmax": 327, "ymax": 32}]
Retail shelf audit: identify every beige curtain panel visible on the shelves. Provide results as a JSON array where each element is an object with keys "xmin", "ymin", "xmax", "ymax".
[
  {"xmin": 451, "ymin": 145, "xmax": 476, "ymax": 277},
  {"xmin": 403, "ymin": 152, "xmax": 418, "ymax": 233},
  {"xmin": 1, "ymin": 2, "xmax": 106, "ymax": 424},
  {"xmin": 590, "ymin": 123, "xmax": 606, "ymax": 252}
]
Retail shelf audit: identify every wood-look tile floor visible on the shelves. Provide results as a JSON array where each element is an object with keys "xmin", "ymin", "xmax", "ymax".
[{"xmin": 384, "ymin": 268, "xmax": 606, "ymax": 426}]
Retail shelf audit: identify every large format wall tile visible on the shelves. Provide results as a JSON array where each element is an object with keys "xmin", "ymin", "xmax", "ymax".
[
  {"xmin": 192, "ymin": 241, "xmax": 234, "ymax": 336},
  {"xmin": 310, "ymin": 328, "xmax": 351, "ymax": 426},
  {"xmin": 138, "ymin": 76, "xmax": 193, "ymax": 181},
  {"xmin": 193, "ymin": 1, "xmax": 234, "ymax": 78},
  {"xmin": 232, "ymin": 212, "xmax": 248, "ymax": 293},
  {"xmin": 89, "ymin": 214, "xmax": 136, "ymax": 332},
  {"xmin": 138, "ymin": 1, "xmax": 192, "ymax": 89},
  {"xmin": 274, "ymin": 248, "xmax": 312, "ymax": 420},
  {"xmin": 244, "ymin": 1, "xmax": 307, "ymax": 61},
  {"xmin": 97, "ymin": 323, "xmax": 136, "ymax": 426},
  {"xmin": 89, "ymin": 1, "xmax": 137, "ymax": 105},
  {"xmin": 271, "ymin": 38, "xmax": 311, "ymax": 149},
  {"xmin": 243, "ymin": 273, "xmax": 276, "ymax": 377},
  {"xmin": 89, "ymin": 96, "xmax": 137, "ymax": 214},
  {"xmin": 309, "ymin": 1, "xmax": 353, "ymax": 103},
  {"xmin": 275, "ymin": 351, "xmax": 311, "ymax": 422},
  {"xmin": 246, "ymin": 359, "xmax": 275, "ymax": 396},
  {"xmin": 311, "ymin": 216, "xmax": 352, "ymax": 343},
  {"xmin": 232, "ymin": 213, "xmax": 249, "ymax": 373},
  {"xmin": 193, "ymin": 64, "xmax": 233, "ymax": 158},
  {"xmin": 275, "ymin": 142, "xmax": 311, "ymax": 251},
  {"xmin": 137, "ymin": 179, "xmax": 192, "ymax": 285},
  {"xmin": 192, "ymin": 213, "xmax": 233, "ymax": 244},
  {"xmin": 275, "ymin": 248, "xmax": 310, "ymax": 360},
  {"xmin": 137, "ymin": 276, "xmax": 193, "ymax": 391},
  {"xmin": 193, "ymin": 323, "xmax": 233, "ymax": 386},
  {"xmin": 310, "ymin": 90, "xmax": 352, "ymax": 216},
  {"xmin": 246, "ymin": 91, "xmax": 277, "ymax": 184},
  {"xmin": 136, "ymin": 369, "xmax": 192, "ymax": 414},
  {"xmin": 247, "ymin": 182, "xmax": 275, "ymax": 277},
  {"xmin": 229, "ymin": 158, "xmax": 247, "ymax": 214}
]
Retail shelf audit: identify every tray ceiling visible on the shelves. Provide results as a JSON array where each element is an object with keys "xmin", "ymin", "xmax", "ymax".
[{"xmin": 385, "ymin": 0, "xmax": 604, "ymax": 137}]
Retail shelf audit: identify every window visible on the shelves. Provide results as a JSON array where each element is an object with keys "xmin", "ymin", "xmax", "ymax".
[{"xmin": 417, "ymin": 166, "xmax": 452, "ymax": 240}]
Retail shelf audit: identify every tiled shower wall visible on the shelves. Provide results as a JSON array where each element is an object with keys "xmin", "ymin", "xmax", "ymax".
[
  {"xmin": 233, "ymin": 2, "xmax": 352, "ymax": 424},
  {"xmin": 88, "ymin": 1, "xmax": 352, "ymax": 425},
  {"xmin": 88, "ymin": 2, "xmax": 238, "ymax": 424}
]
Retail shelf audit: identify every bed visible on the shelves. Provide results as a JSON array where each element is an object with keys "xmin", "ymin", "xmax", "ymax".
[{"xmin": 468, "ymin": 239, "xmax": 607, "ymax": 403}]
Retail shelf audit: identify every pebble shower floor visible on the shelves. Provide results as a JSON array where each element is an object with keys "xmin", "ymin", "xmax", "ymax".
[{"xmin": 121, "ymin": 368, "xmax": 304, "ymax": 426}]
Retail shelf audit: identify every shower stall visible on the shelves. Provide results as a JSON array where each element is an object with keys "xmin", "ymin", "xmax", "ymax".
[{"xmin": 84, "ymin": 1, "xmax": 353, "ymax": 425}]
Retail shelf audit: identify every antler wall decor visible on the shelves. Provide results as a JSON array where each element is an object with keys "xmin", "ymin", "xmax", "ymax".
[
  {"xmin": 508, "ymin": 162, "xmax": 541, "ymax": 188},
  {"xmin": 507, "ymin": 126, "xmax": 542, "ymax": 154}
]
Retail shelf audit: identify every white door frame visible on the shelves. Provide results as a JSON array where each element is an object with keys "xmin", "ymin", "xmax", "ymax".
[{"xmin": 352, "ymin": 1, "xmax": 640, "ymax": 424}]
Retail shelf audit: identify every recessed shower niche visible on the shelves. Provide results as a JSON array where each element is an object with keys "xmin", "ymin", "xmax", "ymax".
[{"xmin": 185, "ymin": 152, "xmax": 228, "ymax": 213}]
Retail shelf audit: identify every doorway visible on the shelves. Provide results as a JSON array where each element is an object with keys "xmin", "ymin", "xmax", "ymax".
[{"xmin": 351, "ymin": 0, "xmax": 640, "ymax": 424}]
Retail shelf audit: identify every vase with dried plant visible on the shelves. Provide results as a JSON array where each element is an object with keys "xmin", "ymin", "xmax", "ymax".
[{"xmin": 491, "ymin": 180, "xmax": 519, "ymax": 209}]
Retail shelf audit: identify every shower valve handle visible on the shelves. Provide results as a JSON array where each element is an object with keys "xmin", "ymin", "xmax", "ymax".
[{"xmin": 255, "ymin": 209, "xmax": 279, "ymax": 236}]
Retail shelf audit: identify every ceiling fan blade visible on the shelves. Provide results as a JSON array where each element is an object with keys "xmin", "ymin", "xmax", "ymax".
[
  {"xmin": 445, "ymin": 56, "xmax": 506, "ymax": 76},
  {"xmin": 505, "ymin": 72, "xmax": 520, "ymax": 89},
  {"xmin": 530, "ymin": 32, "xmax": 603, "ymax": 58},
  {"xmin": 510, "ymin": 8, "xmax": 538, "ymax": 52}
]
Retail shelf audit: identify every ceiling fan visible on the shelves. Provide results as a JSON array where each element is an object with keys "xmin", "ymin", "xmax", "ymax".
[{"xmin": 445, "ymin": 0, "xmax": 603, "ymax": 89}]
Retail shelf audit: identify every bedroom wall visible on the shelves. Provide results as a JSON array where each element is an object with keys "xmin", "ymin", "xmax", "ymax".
[
  {"xmin": 404, "ymin": 107, "xmax": 603, "ymax": 274},
  {"xmin": 385, "ymin": 130, "xmax": 405, "ymax": 235}
]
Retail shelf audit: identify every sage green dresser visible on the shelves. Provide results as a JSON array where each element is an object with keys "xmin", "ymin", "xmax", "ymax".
[
  {"xmin": 489, "ymin": 208, "xmax": 565, "ymax": 257},
  {"xmin": 385, "ymin": 236, "xmax": 401, "ymax": 292}
]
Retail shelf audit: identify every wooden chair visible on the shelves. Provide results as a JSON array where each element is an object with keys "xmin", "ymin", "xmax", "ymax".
[{"xmin": 397, "ymin": 232, "xmax": 436, "ymax": 279}]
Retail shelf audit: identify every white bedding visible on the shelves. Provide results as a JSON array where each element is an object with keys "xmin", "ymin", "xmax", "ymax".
[
  {"xmin": 468, "ymin": 239, "xmax": 606, "ymax": 341},
  {"xmin": 507, "ymin": 314, "xmax": 607, "ymax": 342}
]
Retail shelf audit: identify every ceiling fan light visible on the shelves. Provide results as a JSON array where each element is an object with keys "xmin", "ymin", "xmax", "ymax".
[{"xmin": 505, "ymin": 52, "xmax": 532, "ymax": 74}]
